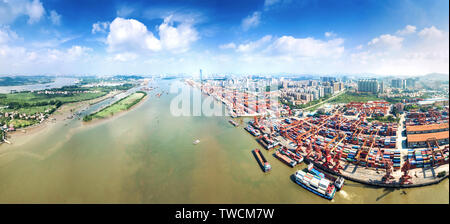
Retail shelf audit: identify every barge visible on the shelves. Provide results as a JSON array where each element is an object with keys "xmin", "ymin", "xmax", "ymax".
[
  {"xmin": 252, "ymin": 149, "xmax": 272, "ymax": 172},
  {"xmin": 280, "ymin": 147, "xmax": 304, "ymax": 164},
  {"xmin": 275, "ymin": 150, "xmax": 297, "ymax": 167},
  {"xmin": 258, "ymin": 134, "xmax": 281, "ymax": 150},
  {"xmin": 245, "ymin": 125, "xmax": 261, "ymax": 136}
]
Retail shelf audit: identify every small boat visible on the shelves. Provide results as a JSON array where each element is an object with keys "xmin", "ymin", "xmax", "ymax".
[
  {"xmin": 193, "ymin": 139, "xmax": 200, "ymax": 145},
  {"xmin": 228, "ymin": 119, "xmax": 239, "ymax": 127}
]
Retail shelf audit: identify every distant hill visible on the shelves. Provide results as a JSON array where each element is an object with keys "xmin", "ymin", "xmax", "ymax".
[{"xmin": 420, "ymin": 73, "xmax": 449, "ymax": 81}]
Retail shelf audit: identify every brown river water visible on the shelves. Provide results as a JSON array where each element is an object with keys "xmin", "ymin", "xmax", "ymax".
[{"xmin": 0, "ymin": 79, "xmax": 448, "ymax": 203}]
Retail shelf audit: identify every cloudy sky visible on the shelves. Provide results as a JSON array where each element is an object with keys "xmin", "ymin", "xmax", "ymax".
[{"xmin": 0, "ymin": 0, "xmax": 448, "ymax": 76}]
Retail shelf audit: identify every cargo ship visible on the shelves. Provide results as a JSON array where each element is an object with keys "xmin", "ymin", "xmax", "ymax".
[
  {"xmin": 307, "ymin": 163, "xmax": 345, "ymax": 190},
  {"xmin": 228, "ymin": 119, "xmax": 239, "ymax": 127},
  {"xmin": 258, "ymin": 134, "xmax": 280, "ymax": 150},
  {"xmin": 294, "ymin": 169, "xmax": 337, "ymax": 200},
  {"xmin": 252, "ymin": 149, "xmax": 272, "ymax": 172},
  {"xmin": 280, "ymin": 147, "xmax": 303, "ymax": 164},
  {"xmin": 275, "ymin": 150, "xmax": 297, "ymax": 167},
  {"xmin": 245, "ymin": 125, "xmax": 261, "ymax": 136}
]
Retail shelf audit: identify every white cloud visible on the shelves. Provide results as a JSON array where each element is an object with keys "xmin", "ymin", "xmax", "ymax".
[
  {"xmin": 418, "ymin": 26, "xmax": 445, "ymax": 40},
  {"xmin": 236, "ymin": 35, "xmax": 272, "ymax": 53},
  {"xmin": 158, "ymin": 15, "xmax": 198, "ymax": 53},
  {"xmin": 265, "ymin": 36, "xmax": 345, "ymax": 58},
  {"xmin": 0, "ymin": 0, "xmax": 45, "ymax": 24},
  {"xmin": 241, "ymin": 11, "xmax": 261, "ymax": 31},
  {"xmin": 368, "ymin": 34, "xmax": 403, "ymax": 50},
  {"xmin": 112, "ymin": 52, "xmax": 138, "ymax": 62},
  {"xmin": 0, "ymin": 43, "xmax": 93, "ymax": 74},
  {"xmin": 25, "ymin": 0, "xmax": 45, "ymax": 24},
  {"xmin": 396, "ymin": 25, "xmax": 416, "ymax": 35},
  {"xmin": 106, "ymin": 17, "xmax": 162, "ymax": 53},
  {"xmin": 116, "ymin": 5, "xmax": 134, "ymax": 17},
  {"xmin": 67, "ymin": 45, "xmax": 92, "ymax": 58},
  {"xmin": 264, "ymin": 0, "xmax": 281, "ymax": 7},
  {"xmin": 219, "ymin": 42, "xmax": 236, "ymax": 50},
  {"xmin": 349, "ymin": 26, "xmax": 449, "ymax": 76},
  {"xmin": 92, "ymin": 21, "xmax": 110, "ymax": 34},
  {"xmin": 106, "ymin": 16, "xmax": 198, "ymax": 56},
  {"xmin": 49, "ymin": 10, "xmax": 61, "ymax": 25},
  {"xmin": 0, "ymin": 26, "xmax": 19, "ymax": 44},
  {"xmin": 325, "ymin": 32, "xmax": 336, "ymax": 37}
]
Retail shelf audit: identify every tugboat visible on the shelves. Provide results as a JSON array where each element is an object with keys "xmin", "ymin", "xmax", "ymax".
[{"xmin": 228, "ymin": 119, "xmax": 239, "ymax": 127}]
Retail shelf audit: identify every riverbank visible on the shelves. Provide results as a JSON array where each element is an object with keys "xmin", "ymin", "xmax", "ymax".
[
  {"xmin": 82, "ymin": 92, "xmax": 149, "ymax": 126},
  {"xmin": 1, "ymin": 90, "xmax": 123, "ymax": 149}
]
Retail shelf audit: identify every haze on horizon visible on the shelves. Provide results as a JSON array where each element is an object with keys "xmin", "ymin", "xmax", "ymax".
[{"xmin": 0, "ymin": 0, "xmax": 449, "ymax": 77}]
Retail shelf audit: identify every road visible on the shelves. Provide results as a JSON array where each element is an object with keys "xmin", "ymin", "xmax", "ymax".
[{"xmin": 301, "ymin": 89, "xmax": 347, "ymax": 111}]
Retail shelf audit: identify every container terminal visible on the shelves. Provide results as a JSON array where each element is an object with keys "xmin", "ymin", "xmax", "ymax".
[{"xmin": 188, "ymin": 79, "xmax": 449, "ymax": 198}]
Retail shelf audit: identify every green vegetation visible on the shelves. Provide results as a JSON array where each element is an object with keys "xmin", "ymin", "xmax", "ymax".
[
  {"xmin": 0, "ymin": 84, "xmax": 134, "ymax": 111},
  {"xmin": 0, "ymin": 83, "xmax": 135, "ymax": 129},
  {"xmin": 8, "ymin": 119, "xmax": 39, "ymax": 128},
  {"xmin": 0, "ymin": 76, "xmax": 53, "ymax": 86},
  {"xmin": 83, "ymin": 91, "xmax": 147, "ymax": 121},
  {"xmin": 404, "ymin": 104, "xmax": 419, "ymax": 111},
  {"xmin": 328, "ymin": 92, "xmax": 381, "ymax": 104},
  {"xmin": 282, "ymin": 94, "xmax": 332, "ymax": 110},
  {"xmin": 367, "ymin": 115, "xmax": 400, "ymax": 123},
  {"xmin": 79, "ymin": 76, "xmax": 142, "ymax": 85},
  {"xmin": 404, "ymin": 104, "xmax": 442, "ymax": 112}
]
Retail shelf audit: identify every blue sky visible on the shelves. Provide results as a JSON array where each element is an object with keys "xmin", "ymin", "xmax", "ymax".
[{"xmin": 0, "ymin": 0, "xmax": 448, "ymax": 76}]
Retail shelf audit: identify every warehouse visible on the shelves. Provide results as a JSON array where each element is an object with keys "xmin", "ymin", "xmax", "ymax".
[
  {"xmin": 407, "ymin": 131, "xmax": 449, "ymax": 148},
  {"xmin": 406, "ymin": 123, "xmax": 449, "ymax": 135}
]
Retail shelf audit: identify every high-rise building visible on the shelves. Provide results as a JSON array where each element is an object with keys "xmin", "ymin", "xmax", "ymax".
[
  {"xmin": 321, "ymin": 77, "xmax": 337, "ymax": 83},
  {"xmin": 324, "ymin": 86, "xmax": 334, "ymax": 95},
  {"xmin": 406, "ymin": 78, "xmax": 416, "ymax": 89},
  {"xmin": 358, "ymin": 78, "xmax": 379, "ymax": 94},
  {"xmin": 391, "ymin": 78, "xmax": 407, "ymax": 89},
  {"xmin": 339, "ymin": 82, "xmax": 345, "ymax": 91}
]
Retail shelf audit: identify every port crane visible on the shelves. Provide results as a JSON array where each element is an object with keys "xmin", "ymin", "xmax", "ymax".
[
  {"xmin": 382, "ymin": 158, "xmax": 395, "ymax": 183},
  {"xmin": 400, "ymin": 159, "xmax": 413, "ymax": 185},
  {"xmin": 323, "ymin": 135, "xmax": 339, "ymax": 168}
]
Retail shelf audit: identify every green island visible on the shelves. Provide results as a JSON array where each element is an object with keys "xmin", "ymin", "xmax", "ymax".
[
  {"xmin": 0, "ymin": 84, "xmax": 134, "ymax": 129},
  {"xmin": 83, "ymin": 91, "xmax": 147, "ymax": 122}
]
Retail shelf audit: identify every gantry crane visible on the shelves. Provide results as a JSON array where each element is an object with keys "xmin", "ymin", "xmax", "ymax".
[
  {"xmin": 400, "ymin": 159, "xmax": 413, "ymax": 185},
  {"xmin": 382, "ymin": 158, "xmax": 395, "ymax": 183}
]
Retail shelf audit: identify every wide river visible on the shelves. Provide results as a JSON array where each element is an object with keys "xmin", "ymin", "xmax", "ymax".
[{"xmin": 0, "ymin": 79, "xmax": 448, "ymax": 203}]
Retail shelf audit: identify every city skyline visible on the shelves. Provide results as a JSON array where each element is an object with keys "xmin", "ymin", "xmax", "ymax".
[{"xmin": 0, "ymin": 0, "xmax": 449, "ymax": 76}]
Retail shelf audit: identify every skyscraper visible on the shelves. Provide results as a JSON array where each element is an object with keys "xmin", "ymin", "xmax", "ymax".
[{"xmin": 358, "ymin": 78, "xmax": 379, "ymax": 94}]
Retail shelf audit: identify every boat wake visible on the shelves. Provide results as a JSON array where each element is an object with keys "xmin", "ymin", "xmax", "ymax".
[{"xmin": 338, "ymin": 190, "xmax": 353, "ymax": 200}]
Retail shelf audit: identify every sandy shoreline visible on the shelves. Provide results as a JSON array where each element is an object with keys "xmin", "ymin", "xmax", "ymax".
[{"xmin": 1, "ymin": 90, "xmax": 123, "ymax": 148}]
